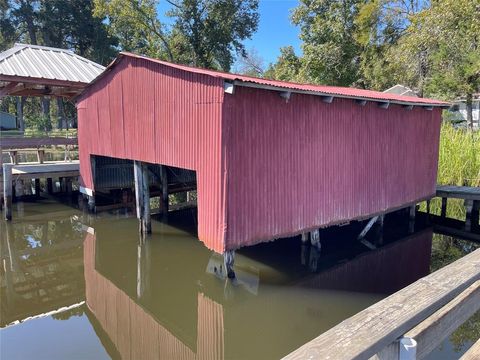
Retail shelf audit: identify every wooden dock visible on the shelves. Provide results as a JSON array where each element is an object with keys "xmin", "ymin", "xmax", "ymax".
[
  {"xmin": 435, "ymin": 185, "xmax": 480, "ymax": 231},
  {"xmin": 284, "ymin": 248, "xmax": 480, "ymax": 360},
  {"xmin": 2, "ymin": 161, "xmax": 79, "ymax": 220}
]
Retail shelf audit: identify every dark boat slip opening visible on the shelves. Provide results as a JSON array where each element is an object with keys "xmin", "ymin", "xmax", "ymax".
[{"xmin": 90, "ymin": 154, "xmax": 197, "ymax": 217}]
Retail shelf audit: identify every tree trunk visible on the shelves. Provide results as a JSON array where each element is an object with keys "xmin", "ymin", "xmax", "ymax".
[
  {"xmin": 56, "ymin": 98, "xmax": 66, "ymax": 129},
  {"xmin": 41, "ymin": 97, "xmax": 52, "ymax": 132},
  {"xmin": 466, "ymin": 93, "xmax": 473, "ymax": 130},
  {"xmin": 16, "ymin": 97, "xmax": 25, "ymax": 131}
]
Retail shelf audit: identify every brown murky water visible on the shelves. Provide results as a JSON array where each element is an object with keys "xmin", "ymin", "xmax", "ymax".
[{"xmin": 1, "ymin": 199, "xmax": 478, "ymax": 359}]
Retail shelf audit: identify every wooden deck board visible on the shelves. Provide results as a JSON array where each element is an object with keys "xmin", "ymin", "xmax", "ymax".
[{"xmin": 436, "ymin": 185, "xmax": 480, "ymax": 201}]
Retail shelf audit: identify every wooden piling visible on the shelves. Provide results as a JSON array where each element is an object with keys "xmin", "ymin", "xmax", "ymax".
[
  {"xmin": 34, "ymin": 178, "xmax": 41, "ymax": 197},
  {"xmin": 441, "ymin": 197, "xmax": 447, "ymax": 218},
  {"xmin": 3, "ymin": 163, "xmax": 13, "ymax": 220},
  {"xmin": 134, "ymin": 161, "xmax": 151, "ymax": 234},
  {"xmin": 224, "ymin": 250, "xmax": 235, "ymax": 279},
  {"xmin": 465, "ymin": 199, "xmax": 473, "ymax": 232},
  {"xmin": 160, "ymin": 165, "xmax": 169, "ymax": 215},
  {"xmin": 47, "ymin": 178, "xmax": 53, "ymax": 194}
]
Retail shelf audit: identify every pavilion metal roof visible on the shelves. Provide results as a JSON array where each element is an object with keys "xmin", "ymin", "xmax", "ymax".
[{"xmin": 0, "ymin": 43, "xmax": 105, "ymax": 98}]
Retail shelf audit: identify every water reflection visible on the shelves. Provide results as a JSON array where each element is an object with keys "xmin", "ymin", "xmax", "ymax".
[
  {"xmin": 1, "ymin": 204, "xmax": 474, "ymax": 360},
  {"xmin": 83, "ymin": 213, "xmax": 433, "ymax": 360},
  {"xmin": 0, "ymin": 217, "xmax": 85, "ymax": 328}
]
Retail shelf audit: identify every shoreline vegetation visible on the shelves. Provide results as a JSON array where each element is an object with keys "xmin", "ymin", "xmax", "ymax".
[{"xmin": 420, "ymin": 121, "xmax": 480, "ymax": 220}]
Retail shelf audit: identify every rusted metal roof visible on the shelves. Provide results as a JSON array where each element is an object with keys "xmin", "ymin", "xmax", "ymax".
[
  {"xmin": 0, "ymin": 44, "xmax": 105, "ymax": 98},
  {"xmin": 85, "ymin": 52, "xmax": 449, "ymax": 108}
]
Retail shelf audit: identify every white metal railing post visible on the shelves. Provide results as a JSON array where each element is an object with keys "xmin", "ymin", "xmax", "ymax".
[{"xmin": 399, "ymin": 337, "xmax": 417, "ymax": 360}]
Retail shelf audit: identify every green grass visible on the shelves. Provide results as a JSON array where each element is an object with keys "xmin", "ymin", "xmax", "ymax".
[{"xmin": 419, "ymin": 122, "xmax": 480, "ymax": 220}]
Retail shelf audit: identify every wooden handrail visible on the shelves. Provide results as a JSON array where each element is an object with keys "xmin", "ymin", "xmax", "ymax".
[
  {"xmin": 0, "ymin": 136, "xmax": 77, "ymax": 150},
  {"xmin": 283, "ymin": 248, "xmax": 480, "ymax": 360}
]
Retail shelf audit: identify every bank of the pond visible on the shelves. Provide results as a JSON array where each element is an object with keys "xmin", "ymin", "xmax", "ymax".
[{"xmin": 420, "ymin": 122, "xmax": 480, "ymax": 220}]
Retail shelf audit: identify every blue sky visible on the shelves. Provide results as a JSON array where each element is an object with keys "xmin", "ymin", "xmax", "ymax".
[{"xmin": 157, "ymin": 0, "xmax": 301, "ymax": 67}]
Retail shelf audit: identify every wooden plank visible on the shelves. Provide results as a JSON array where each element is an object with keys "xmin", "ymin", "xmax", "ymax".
[
  {"xmin": 460, "ymin": 338, "xmax": 480, "ymax": 360},
  {"xmin": 283, "ymin": 248, "xmax": 480, "ymax": 360},
  {"xmin": 405, "ymin": 280, "xmax": 480, "ymax": 359},
  {"xmin": 437, "ymin": 185, "xmax": 480, "ymax": 201},
  {"xmin": 0, "ymin": 81, "xmax": 19, "ymax": 97}
]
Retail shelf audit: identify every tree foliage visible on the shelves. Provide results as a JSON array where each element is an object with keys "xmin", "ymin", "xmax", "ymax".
[
  {"xmin": 291, "ymin": 0, "xmax": 363, "ymax": 86},
  {"xmin": 166, "ymin": 0, "xmax": 259, "ymax": 71}
]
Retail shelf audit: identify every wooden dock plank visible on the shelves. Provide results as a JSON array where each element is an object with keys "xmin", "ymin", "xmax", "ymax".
[
  {"xmin": 283, "ymin": 248, "xmax": 480, "ymax": 360},
  {"xmin": 436, "ymin": 185, "xmax": 480, "ymax": 201},
  {"xmin": 460, "ymin": 338, "xmax": 480, "ymax": 360}
]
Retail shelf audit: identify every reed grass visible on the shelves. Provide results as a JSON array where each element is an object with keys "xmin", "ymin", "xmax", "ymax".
[{"xmin": 419, "ymin": 122, "xmax": 480, "ymax": 220}]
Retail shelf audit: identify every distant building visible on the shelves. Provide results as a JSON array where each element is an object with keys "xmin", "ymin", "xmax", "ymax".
[
  {"xmin": 383, "ymin": 85, "xmax": 419, "ymax": 98},
  {"xmin": 447, "ymin": 95, "xmax": 480, "ymax": 129},
  {"xmin": 0, "ymin": 111, "xmax": 16, "ymax": 130}
]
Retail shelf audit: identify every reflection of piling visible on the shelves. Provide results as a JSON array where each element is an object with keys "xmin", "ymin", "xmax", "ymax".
[{"xmin": 3, "ymin": 163, "xmax": 12, "ymax": 220}]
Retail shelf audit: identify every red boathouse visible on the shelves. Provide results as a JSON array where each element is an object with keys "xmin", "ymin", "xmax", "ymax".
[{"xmin": 76, "ymin": 52, "xmax": 448, "ymax": 254}]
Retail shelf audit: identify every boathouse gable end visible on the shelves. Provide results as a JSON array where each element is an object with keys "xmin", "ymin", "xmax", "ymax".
[
  {"xmin": 77, "ymin": 55, "xmax": 228, "ymax": 253},
  {"xmin": 77, "ymin": 52, "xmax": 446, "ymax": 253}
]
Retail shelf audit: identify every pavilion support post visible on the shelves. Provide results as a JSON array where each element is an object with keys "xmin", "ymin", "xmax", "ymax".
[
  {"xmin": 426, "ymin": 199, "xmax": 431, "ymax": 214},
  {"xmin": 134, "ymin": 160, "xmax": 151, "ymax": 235},
  {"xmin": 224, "ymin": 250, "xmax": 235, "ymax": 279},
  {"xmin": 160, "ymin": 165, "xmax": 169, "ymax": 216},
  {"xmin": 3, "ymin": 164, "xmax": 13, "ymax": 220},
  {"xmin": 441, "ymin": 197, "xmax": 447, "ymax": 218},
  {"xmin": 37, "ymin": 150, "xmax": 45, "ymax": 164}
]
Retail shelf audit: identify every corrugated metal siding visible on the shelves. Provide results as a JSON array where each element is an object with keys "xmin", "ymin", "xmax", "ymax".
[
  {"xmin": 78, "ymin": 54, "xmax": 442, "ymax": 253},
  {"xmin": 222, "ymin": 86, "xmax": 441, "ymax": 250},
  {"xmin": 84, "ymin": 233, "xmax": 224, "ymax": 360},
  {"xmin": 77, "ymin": 56, "xmax": 226, "ymax": 253}
]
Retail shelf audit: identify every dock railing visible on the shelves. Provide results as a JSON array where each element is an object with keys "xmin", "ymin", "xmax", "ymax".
[{"xmin": 283, "ymin": 248, "xmax": 480, "ymax": 360}]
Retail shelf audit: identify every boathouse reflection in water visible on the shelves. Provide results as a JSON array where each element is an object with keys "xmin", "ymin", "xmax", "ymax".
[{"xmin": 83, "ymin": 216, "xmax": 433, "ymax": 359}]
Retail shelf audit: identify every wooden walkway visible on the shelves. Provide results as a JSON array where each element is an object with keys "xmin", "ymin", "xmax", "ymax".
[
  {"xmin": 284, "ymin": 248, "xmax": 480, "ymax": 360},
  {"xmin": 434, "ymin": 185, "xmax": 480, "ymax": 232}
]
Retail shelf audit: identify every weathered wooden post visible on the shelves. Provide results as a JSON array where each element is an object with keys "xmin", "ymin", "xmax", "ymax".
[
  {"xmin": 441, "ymin": 197, "xmax": 447, "ymax": 218},
  {"xmin": 47, "ymin": 178, "xmax": 53, "ymax": 194},
  {"xmin": 310, "ymin": 229, "xmax": 321, "ymax": 250},
  {"xmin": 160, "ymin": 165, "xmax": 169, "ymax": 215},
  {"xmin": 299, "ymin": 233, "xmax": 309, "ymax": 265},
  {"xmin": 224, "ymin": 250, "xmax": 235, "ymax": 279},
  {"xmin": 34, "ymin": 178, "xmax": 41, "ymax": 197},
  {"xmin": 465, "ymin": 199, "xmax": 473, "ymax": 232},
  {"xmin": 3, "ymin": 163, "xmax": 13, "ymax": 220},
  {"xmin": 134, "ymin": 161, "xmax": 151, "ymax": 234},
  {"xmin": 409, "ymin": 205, "xmax": 416, "ymax": 233}
]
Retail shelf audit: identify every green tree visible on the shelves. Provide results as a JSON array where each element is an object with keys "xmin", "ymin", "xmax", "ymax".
[
  {"xmin": 167, "ymin": 0, "xmax": 259, "ymax": 71},
  {"xmin": 291, "ymin": 0, "xmax": 364, "ymax": 86},
  {"xmin": 394, "ymin": 0, "xmax": 480, "ymax": 127},
  {"xmin": 93, "ymin": 0, "xmax": 173, "ymax": 60},
  {"xmin": 354, "ymin": 0, "xmax": 429, "ymax": 90},
  {"xmin": 264, "ymin": 46, "xmax": 302, "ymax": 81}
]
